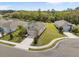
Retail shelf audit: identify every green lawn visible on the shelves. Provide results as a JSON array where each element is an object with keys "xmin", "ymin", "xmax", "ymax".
[
  {"xmin": 1, "ymin": 26, "xmax": 27, "ymax": 43},
  {"xmin": 29, "ymin": 39, "xmax": 63, "ymax": 51},
  {"xmin": 73, "ymin": 24, "xmax": 79, "ymax": 36},
  {"xmin": 0, "ymin": 42, "xmax": 15, "ymax": 47},
  {"xmin": 32, "ymin": 23, "xmax": 63, "ymax": 46}
]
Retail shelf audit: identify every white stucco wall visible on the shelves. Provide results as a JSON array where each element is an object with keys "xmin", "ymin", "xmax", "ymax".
[
  {"xmin": 0, "ymin": 33, "xmax": 2, "ymax": 37},
  {"xmin": 63, "ymin": 25, "xmax": 70, "ymax": 32}
]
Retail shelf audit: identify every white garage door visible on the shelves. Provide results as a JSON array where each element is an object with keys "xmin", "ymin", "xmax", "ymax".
[{"xmin": 63, "ymin": 25, "xmax": 70, "ymax": 32}]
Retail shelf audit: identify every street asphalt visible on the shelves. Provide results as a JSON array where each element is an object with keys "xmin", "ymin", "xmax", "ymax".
[{"xmin": 0, "ymin": 38, "xmax": 79, "ymax": 57}]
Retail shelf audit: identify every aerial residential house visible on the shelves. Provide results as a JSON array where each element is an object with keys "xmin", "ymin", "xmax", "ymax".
[
  {"xmin": 0, "ymin": 19, "xmax": 21, "ymax": 37},
  {"xmin": 27, "ymin": 21, "xmax": 45, "ymax": 39},
  {"xmin": 0, "ymin": 19, "xmax": 11, "ymax": 37},
  {"xmin": 54, "ymin": 20, "xmax": 76, "ymax": 32}
]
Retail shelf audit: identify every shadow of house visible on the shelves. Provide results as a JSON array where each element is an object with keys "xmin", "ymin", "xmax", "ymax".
[{"xmin": 54, "ymin": 20, "xmax": 76, "ymax": 32}]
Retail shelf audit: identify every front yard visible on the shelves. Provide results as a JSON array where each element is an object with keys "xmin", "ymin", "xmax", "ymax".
[
  {"xmin": 32, "ymin": 23, "xmax": 63, "ymax": 46},
  {"xmin": 73, "ymin": 24, "xmax": 79, "ymax": 36},
  {"xmin": 0, "ymin": 26, "xmax": 27, "ymax": 43}
]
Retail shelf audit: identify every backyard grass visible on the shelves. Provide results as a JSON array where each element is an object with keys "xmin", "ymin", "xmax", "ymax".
[{"xmin": 32, "ymin": 23, "xmax": 63, "ymax": 46}]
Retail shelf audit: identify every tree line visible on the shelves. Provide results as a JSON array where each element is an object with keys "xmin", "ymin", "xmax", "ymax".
[{"xmin": 2, "ymin": 7, "xmax": 79, "ymax": 25}]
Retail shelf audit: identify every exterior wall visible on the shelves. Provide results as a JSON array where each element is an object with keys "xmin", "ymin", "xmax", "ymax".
[
  {"xmin": 3, "ymin": 27, "xmax": 10, "ymax": 33},
  {"xmin": 54, "ymin": 21, "xmax": 76, "ymax": 32},
  {"xmin": 0, "ymin": 33, "xmax": 2, "ymax": 37},
  {"xmin": 63, "ymin": 25, "xmax": 71, "ymax": 32},
  {"xmin": 63, "ymin": 24, "xmax": 76, "ymax": 32}
]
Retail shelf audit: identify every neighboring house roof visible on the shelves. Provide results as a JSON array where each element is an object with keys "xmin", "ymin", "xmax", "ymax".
[
  {"xmin": 54, "ymin": 20, "xmax": 75, "ymax": 28},
  {"xmin": 0, "ymin": 19, "xmax": 28, "ymax": 33},
  {"xmin": 0, "ymin": 19, "xmax": 45, "ymax": 37}
]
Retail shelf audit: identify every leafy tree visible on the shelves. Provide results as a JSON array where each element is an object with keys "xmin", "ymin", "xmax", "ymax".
[
  {"xmin": 2, "ymin": 7, "xmax": 79, "ymax": 25},
  {"xmin": 59, "ymin": 26, "xmax": 63, "ymax": 34},
  {"xmin": 75, "ymin": 7, "xmax": 79, "ymax": 10}
]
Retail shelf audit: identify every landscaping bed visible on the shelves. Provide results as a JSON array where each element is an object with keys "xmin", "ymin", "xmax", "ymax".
[
  {"xmin": 32, "ymin": 23, "xmax": 63, "ymax": 46},
  {"xmin": 0, "ymin": 26, "xmax": 27, "ymax": 43}
]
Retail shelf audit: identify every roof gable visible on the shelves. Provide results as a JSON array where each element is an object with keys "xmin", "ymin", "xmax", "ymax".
[{"xmin": 54, "ymin": 20, "xmax": 73, "ymax": 27}]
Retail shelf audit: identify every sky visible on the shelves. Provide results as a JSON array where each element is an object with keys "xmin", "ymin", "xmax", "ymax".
[{"xmin": 0, "ymin": 2, "xmax": 79, "ymax": 11}]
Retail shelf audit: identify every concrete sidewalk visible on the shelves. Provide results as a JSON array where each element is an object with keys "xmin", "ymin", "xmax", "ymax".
[
  {"xmin": 30, "ymin": 37, "xmax": 66, "ymax": 49},
  {"xmin": 63, "ymin": 32, "xmax": 78, "ymax": 38},
  {"xmin": 0, "ymin": 40, "xmax": 18, "ymax": 45},
  {"xmin": 14, "ymin": 37, "xmax": 33, "ymax": 50}
]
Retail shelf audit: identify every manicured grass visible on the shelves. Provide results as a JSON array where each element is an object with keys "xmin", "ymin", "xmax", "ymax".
[
  {"xmin": 29, "ymin": 39, "xmax": 63, "ymax": 51},
  {"xmin": 0, "ymin": 42, "xmax": 15, "ymax": 47},
  {"xmin": 73, "ymin": 24, "xmax": 79, "ymax": 36},
  {"xmin": 32, "ymin": 23, "xmax": 63, "ymax": 46}
]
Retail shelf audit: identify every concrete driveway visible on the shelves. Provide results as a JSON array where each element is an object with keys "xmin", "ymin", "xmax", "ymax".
[
  {"xmin": 14, "ymin": 37, "xmax": 33, "ymax": 50},
  {"xmin": 63, "ymin": 32, "xmax": 78, "ymax": 38}
]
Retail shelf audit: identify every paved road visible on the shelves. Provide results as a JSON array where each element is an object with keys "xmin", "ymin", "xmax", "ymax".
[
  {"xmin": 14, "ymin": 37, "xmax": 33, "ymax": 50},
  {"xmin": 27, "ymin": 38, "xmax": 79, "ymax": 57},
  {"xmin": 63, "ymin": 32, "xmax": 78, "ymax": 38},
  {"xmin": 0, "ymin": 44, "xmax": 27, "ymax": 57},
  {"xmin": 0, "ymin": 38, "xmax": 79, "ymax": 57}
]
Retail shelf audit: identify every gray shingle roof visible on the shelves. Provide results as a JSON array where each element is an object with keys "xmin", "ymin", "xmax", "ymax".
[
  {"xmin": 0, "ymin": 19, "xmax": 28, "ymax": 33},
  {"xmin": 27, "ymin": 21, "xmax": 45, "ymax": 38},
  {"xmin": 54, "ymin": 20, "xmax": 73, "ymax": 28}
]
